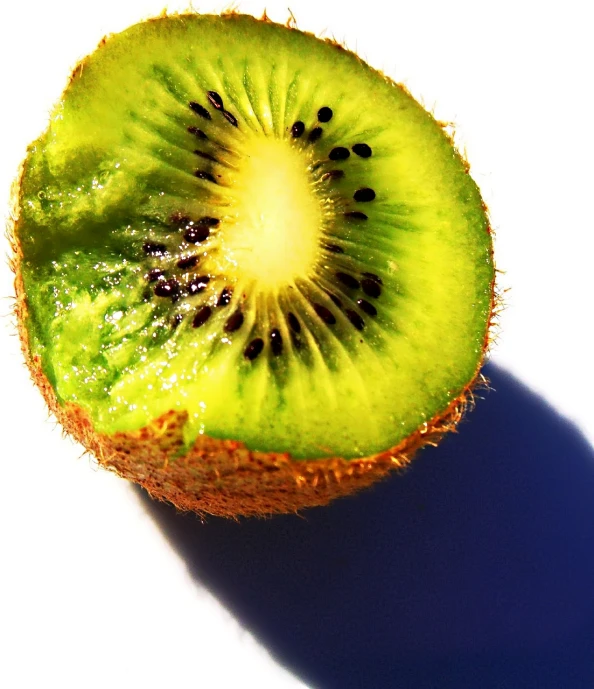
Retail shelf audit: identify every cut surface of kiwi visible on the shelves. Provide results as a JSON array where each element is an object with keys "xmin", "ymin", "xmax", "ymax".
[{"xmin": 12, "ymin": 13, "xmax": 495, "ymax": 515}]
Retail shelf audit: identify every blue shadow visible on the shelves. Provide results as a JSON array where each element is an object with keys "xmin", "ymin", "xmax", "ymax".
[{"xmin": 141, "ymin": 364, "xmax": 594, "ymax": 688}]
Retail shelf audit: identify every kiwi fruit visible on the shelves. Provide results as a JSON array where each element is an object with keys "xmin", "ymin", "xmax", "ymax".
[{"xmin": 10, "ymin": 12, "xmax": 496, "ymax": 517}]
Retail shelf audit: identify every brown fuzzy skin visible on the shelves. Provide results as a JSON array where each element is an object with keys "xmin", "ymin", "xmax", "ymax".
[
  {"xmin": 7, "ymin": 12, "xmax": 499, "ymax": 518},
  {"xmin": 12, "ymin": 257, "xmax": 494, "ymax": 517}
]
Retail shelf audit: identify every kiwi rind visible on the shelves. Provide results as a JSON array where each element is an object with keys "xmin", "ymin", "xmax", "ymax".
[
  {"xmin": 13, "ymin": 269, "xmax": 491, "ymax": 517},
  {"xmin": 12, "ymin": 230, "xmax": 497, "ymax": 517},
  {"xmin": 9, "ymin": 10, "xmax": 498, "ymax": 516}
]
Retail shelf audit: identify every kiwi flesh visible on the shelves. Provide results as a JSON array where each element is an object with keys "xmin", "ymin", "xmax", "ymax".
[{"xmin": 11, "ymin": 12, "xmax": 495, "ymax": 516}]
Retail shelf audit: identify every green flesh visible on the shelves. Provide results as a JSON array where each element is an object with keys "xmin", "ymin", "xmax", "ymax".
[{"xmin": 16, "ymin": 14, "xmax": 494, "ymax": 460}]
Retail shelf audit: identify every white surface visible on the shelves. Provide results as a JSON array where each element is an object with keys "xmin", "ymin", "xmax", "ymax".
[{"xmin": 1, "ymin": 1, "xmax": 592, "ymax": 687}]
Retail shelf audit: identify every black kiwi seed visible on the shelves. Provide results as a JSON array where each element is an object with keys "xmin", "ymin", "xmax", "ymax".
[
  {"xmin": 194, "ymin": 150, "xmax": 218, "ymax": 162},
  {"xmin": 189, "ymin": 101, "xmax": 212, "ymax": 120},
  {"xmin": 346, "ymin": 309, "xmax": 365, "ymax": 331},
  {"xmin": 195, "ymin": 170, "xmax": 217, "ymax": 183},
  {"xmin": 321, "ymin": 170, "xmax": 344, "ymax": 181},
  {"xmin": 244, "ymin": 338, "xmax": 264, "ymax": 361},
  {"xmin": 317, "ymin": 106, "xmax": 333, "ymax": 123},
  {"xmin": 357, "ymin": 298, "xmax": 377, "ymax": 316},
  {"xmin": 143, "ymin": 242, "xmax": 167, "ymax": 256},
  {"xmin": 145, "ymin": 268, "xmax": 164, "ymax": 283},
  {"xmin": 154, "ymin": 278, "xmax": 180, "ymax": 298},
  {"xmin": 354, "ymin": 187, "xmax": 376, "ymax": 202},
  {"xmin": 192, "ymin": 305, "xmax": 212, "ymax": 328},
  {"xmin": 177, "ymin": 255, "xmax": 199, "ymax": 270},
  {"xmin": 329, "ymin": 147, "xmax": 350, "ymax": 161},
  {"xmin": 270, "ymin": 328, "xmax": 283, "ymax": 356},
  {"xmin": 217, "ymin": 287, "xmax": 232, "ymax": 307},
  {"xmin": 207, "ymin": 91, "xmax": 224, "ymax": 110},
  {"xmin": 352, "ymin": 143, "xmax": 372, "ymax": 158},
  {"xmin": 188, "ymin": 126, "xmax": 208, "ymax": 139},
  {"xmin": 188, "ymin": 276, "xmax": 210, "ymax": 294},
  {"xmin": 291, "ymin": 121, "xmax": 305, "ymax": 138},
  {"xmin": 323, "ymin": 243, "xmax": 344, "ymax": 254},
  {"xmin": 336, "ymin": 272, "xmax": 360, "ymax": 289},
  {"xmin": 223, "ymin": 111, "xmax": 238, "ymax": 127},
  {"xmin": 344, "ymin": 211, "xmax": 368, "ymax": 220},
  {"xmin": 224, "ymin": 309, "xmax": 244, "ymax": 333},
  {"xmin": 172, "ymin": 313, "xmax": 184, "ymax": 328},
  {"xmin": 287, "ymin": 311, "xmax": 301, "ymax": 333},
  {"xmin": 313, "ymin": 303, "xmax": 336, "ymax": 325},
  {"xmin": 362, "ymin": 271, "xmax": 382, "ymax": 284},
  {"xmin": 184, "ymin": 225, "xmax": 210, "ymax": 243},
  {"xmin": 308, "ymin": 127, "xmax": 323, "ymax": 143},
  {"xmin": 361, "ymin": 278, "xmax": 381, "ymax": 298}
]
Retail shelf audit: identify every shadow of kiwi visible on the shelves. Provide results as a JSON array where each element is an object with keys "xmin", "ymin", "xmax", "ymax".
[{"xmin": 139, "ymin": 364, "xmax": 594, "ymax": 689}]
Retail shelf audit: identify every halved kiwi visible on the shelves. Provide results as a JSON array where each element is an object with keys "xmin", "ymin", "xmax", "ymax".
[{"xmin": 10, "ymin": 12, "xmax": 496, "ymax": 516}]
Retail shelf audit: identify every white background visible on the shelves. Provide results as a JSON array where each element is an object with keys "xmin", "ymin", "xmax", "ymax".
[{"xmin": 0, "ymin": 1, "xmax": 592, "ymax": 687}]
